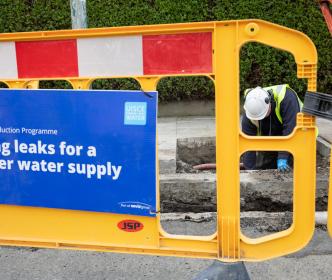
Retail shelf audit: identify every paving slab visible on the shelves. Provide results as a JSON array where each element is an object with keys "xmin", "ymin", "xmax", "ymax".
[
  {"xmin": 158, "ymin": 116, "xmax": 330, "ymax": 145},
  {"xmin": 317, "ymin": 117, "xmax": 332, "ymax": 156},
  {"xmin": 158, "ymin": 117, "xmax": 177, "ymax": 173},
  {"xmin": 317, "ymin": 117, "xmax": 332, "ymax": 144}
]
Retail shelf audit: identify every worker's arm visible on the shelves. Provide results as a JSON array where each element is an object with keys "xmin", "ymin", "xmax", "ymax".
[
  {"xmin": 241, "ymin": 115, "xmax": 258, "ymax": 170},
  {"xmin": 278, "ymin": 88, "xmax": 301, "ymax": 161}
]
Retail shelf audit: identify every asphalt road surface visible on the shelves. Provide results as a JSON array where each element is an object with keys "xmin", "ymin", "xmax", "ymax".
[{"xmin": 0, "ymin": 246, "xmax": 331, "ymax": 280}]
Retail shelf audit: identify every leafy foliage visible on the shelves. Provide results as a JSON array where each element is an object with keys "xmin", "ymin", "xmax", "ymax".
[{"xmin": 0, "ymin": 0, "xmax": 71, "ymax": 32}]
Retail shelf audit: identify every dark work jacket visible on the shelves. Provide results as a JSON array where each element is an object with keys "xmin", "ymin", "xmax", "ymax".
[{"xmin": 241, "ymin": 87, "xmax": 301, "ymax": 170}]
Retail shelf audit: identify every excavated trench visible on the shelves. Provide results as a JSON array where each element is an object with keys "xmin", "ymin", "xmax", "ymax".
[
  {"xmin": 159, "ymin": 136, "xmax": 330, "ymax": 237},
  {"xmin": 160, "ymin": 136, "xmax": 330, "ymax": 213}
]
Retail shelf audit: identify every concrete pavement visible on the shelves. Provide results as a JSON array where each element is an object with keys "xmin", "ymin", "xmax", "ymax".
[{"xmin": 0, "ymin": 245, "xmax": 330, "ymax": 280}]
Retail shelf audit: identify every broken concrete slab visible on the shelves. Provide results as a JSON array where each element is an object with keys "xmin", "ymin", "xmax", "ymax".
[
  {"xmin": 158, "ymin": 117, "xmax": 215, "ymax": 173},
  {"xmin": 317, "ymin": 136, "xmax": 331, "ymax": 157},
  {"xmin": 158, "ymin": 118, "xmax": 177, "ymax": 174},
  {"xmin": 161, "ymin": 211, "xmax": 292, "ymax": 237},
  {"xmin": 177, "ymin": 136, "xmax": 330, "ymax": 168},
  {"xmin": 240, "ymin": 170, "xmax": 328, "ymax": 211},
  {"xmin": 177, "ymin": 137, "xmax": 216, "ymax": 167},
  {"xmin": 160, "ymin": 211, "xmax": 328, "ymax": 237},
  {"xmin": 159, "ymin": 170, "xmax": 329, "ymax": 213},
  {"xmin": 317, "ymin": 117, "xmax": 332, "ymax": 144},
  {"xmin": 160, "ymin": 173, "xmax": 216, "ymax": 213},
  {"xmin": 159, "ymin": 151, "xmax": 176, "ymax": 174}
]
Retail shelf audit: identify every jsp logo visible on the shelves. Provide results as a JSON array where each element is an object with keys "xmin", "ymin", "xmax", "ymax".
[{"xmin": 117, "ymin": 220, "xmax": 144, "ymax": 232}]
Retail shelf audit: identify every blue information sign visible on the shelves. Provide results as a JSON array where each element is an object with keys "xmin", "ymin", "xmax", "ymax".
[{"xmin": 0, "ymin": 89, "xmax": 157, "ymax": 217}]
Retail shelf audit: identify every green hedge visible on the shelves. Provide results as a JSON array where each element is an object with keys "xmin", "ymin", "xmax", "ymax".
[
  {"xmin": 0, "ymin": 0, "xmax": 331, "ymax": 101},
  {"xmin": 0, "ymin": 0, "xmax": 71, "ymax": 32}
]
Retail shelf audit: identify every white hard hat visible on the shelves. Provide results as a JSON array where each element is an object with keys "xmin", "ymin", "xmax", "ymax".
[{"xmin": 243, "ymin": 86, "xmax": 270, "ymax": 120}]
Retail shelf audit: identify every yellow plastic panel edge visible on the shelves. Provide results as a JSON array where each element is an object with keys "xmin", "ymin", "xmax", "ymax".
[
  {"xmin": 214, "ymin": 20, "xmax": 317, "ymax": 261},
  {"xmin": 0, "ymin": 205, "xmax": 219, "ymax": 259},
  {"xmin": 239, "ymin": 114, "xmax": 316, "ymax": 260},
  {"xmin": 328, "ymin": 149, "xmax": 332, "ymax": 238}
]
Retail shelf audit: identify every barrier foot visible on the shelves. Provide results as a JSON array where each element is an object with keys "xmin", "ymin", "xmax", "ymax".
[{"xmin": 192, "ymin": 261, "xmax": 250, "ymax": 280}]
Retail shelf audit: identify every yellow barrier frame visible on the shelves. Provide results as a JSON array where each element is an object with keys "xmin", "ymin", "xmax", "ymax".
[
  {"xmin": 329, "ymin": 149, "xmax": 332, "ymax": 238},
  {"xmin": 0, "ymin": 20, "xmax": 318, "ymax": 261}
]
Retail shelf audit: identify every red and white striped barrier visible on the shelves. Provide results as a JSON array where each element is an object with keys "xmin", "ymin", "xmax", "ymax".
[{"xmin": 0, "ymin": 32, "xmax": 212, "ymax": 79}]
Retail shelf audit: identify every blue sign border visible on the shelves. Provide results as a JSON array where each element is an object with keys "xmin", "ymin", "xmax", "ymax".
[{"xmin": 0, "ymin": 89, "xmax": 157, "ymax": 217}]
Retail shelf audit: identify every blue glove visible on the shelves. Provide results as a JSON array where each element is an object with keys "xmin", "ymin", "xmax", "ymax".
[{"xmin": 277, "ymin": 159, "xmax": 291, "ymax": 172}]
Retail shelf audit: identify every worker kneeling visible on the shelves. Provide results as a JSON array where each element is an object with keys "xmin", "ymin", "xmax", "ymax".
[{"xmin": 242, "ymin": 84, "xmax": 302, "ymax": 172}]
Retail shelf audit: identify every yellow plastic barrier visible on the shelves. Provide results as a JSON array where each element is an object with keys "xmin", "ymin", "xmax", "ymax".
[
  {"xmin": 328, "ymin": 149, "xmax": 332, "ymax": 238},
  {"xmin": 0, "ymin": 20, "xmax": 318, "ymax": 261}
]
